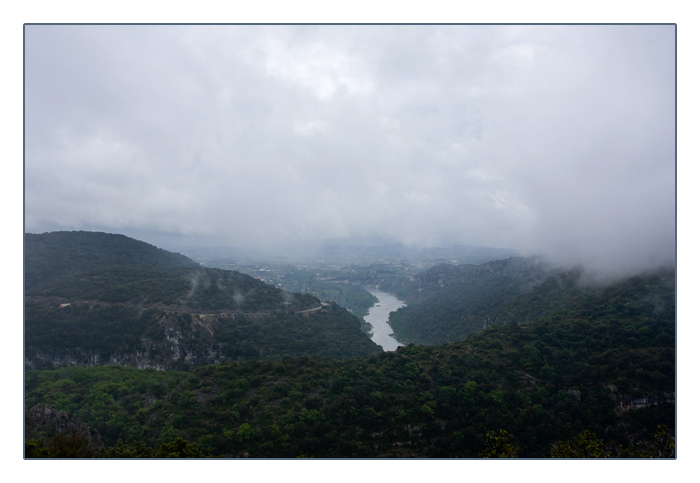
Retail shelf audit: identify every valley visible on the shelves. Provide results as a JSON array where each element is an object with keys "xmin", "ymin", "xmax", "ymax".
[{"xmin": 23, "ymin": 231, "xmax": 676, "ymax": 458}]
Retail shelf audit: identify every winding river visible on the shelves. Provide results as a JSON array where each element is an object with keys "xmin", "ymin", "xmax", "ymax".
[{"xmin": 363, "ymin": 289, "xmax": 406, "ymax": 351}]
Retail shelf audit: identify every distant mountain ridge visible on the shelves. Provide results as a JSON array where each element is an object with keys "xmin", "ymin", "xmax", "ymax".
[
  {"xmin": 174, "ymin": 241, "xmax": 521, "ymax": 265},
  {"xmin": 24, "ymin": 231, "xmax": 381, "ymax": 369}
]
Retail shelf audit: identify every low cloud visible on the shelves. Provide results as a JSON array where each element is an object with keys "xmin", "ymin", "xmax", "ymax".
[{"xmin": 24, "ymin": 25, "xmax": 675, "ymax": 277}]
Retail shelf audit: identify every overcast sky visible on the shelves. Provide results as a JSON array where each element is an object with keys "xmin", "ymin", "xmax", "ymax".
[{"xmin": 24, "ymin": 24, "xmax": 675, "ymax": 276}]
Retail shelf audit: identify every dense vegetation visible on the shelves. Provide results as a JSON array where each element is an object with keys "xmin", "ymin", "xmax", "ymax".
[
  {"xmin": 202, "ymin": 259, "xmax": 380, "ymax": 323},
  {"xmin": 25, "ymin": 231, "xmax": 301, "ymax": 310},
  {"xmin": 25, "ymin": 307, "xmax": 674, "ymax": 458},
  {"xmin": 385, "ymin": 258, "xmax": 675, "ymax": 346},
  {"xmin": 23, "ymin": 231, "xmax": 676, "ymax": 458},
  {"xmin": 24, "ymin": 231, "xmax": 381, "ymax": 369}
]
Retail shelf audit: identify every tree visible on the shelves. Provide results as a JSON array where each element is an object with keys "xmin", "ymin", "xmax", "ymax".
[
  {"xmin": 551, "ymin": 430, "xmax": 610, "ymax": 458},
  {"xmin": 100, "ymin": 439, "xmax": 154, "ymax": 458},
  {"xmin": 24, "ymin": 439, "xmax": 49, "ymax": 458},
  {"xmin": 154, "ymin": 437, "xmax": 205, "ymax": 458},
  {"xmin": 619, "ymin": 425, "xmax": 675, "ymax": 458},
  {"xmin": 479, "ymin": 429, "xmax": 518, "ymax": 458},
  {"xmin": 236, "ymin": 423, "xmax": 255, "ymax": 443}
]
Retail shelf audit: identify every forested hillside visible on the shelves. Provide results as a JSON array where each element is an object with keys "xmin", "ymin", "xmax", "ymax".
[
  {"xmin": 24, "ymin": 231, "xmax": 381, "ymax": 369},
  {"xmin": 25, "ymin": 231, "xmax": 301, "ymax": 310},
  {"xmin": 23, "ymin": 232, "xmax": 676, "ymax": 458},
  {"xmin": 25, "ymin": 308, "xmax": 675, "ymax": 457},
  {"xmin": 384, "ymin": 257, "xmax": 675, "ymax": 346}
]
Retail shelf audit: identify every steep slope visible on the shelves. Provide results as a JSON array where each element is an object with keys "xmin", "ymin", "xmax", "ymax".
[
  {"xmin": 25, "ymin": 307, "xmax": 675, "ymax": 457},
  {"xmin": 24, "ymin": 241, "xmax": 676, "ymax": 458},
  {"xmin": 385, "ymin": 257, "xmax": 675, "ymax": 345},
  {"xmin": 24, "ymin": 231, "xmax": 381, "ymax": 369}
]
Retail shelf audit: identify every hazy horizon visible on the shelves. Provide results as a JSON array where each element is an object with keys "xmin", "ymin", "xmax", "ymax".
[{"xmin": 24, "ymin": 24, "xmax": 676, "ymax": 278}]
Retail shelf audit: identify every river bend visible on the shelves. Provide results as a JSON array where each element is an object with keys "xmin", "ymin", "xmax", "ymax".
[{"xmin": 363, "ymin": 289, "xmax": 406, "ymax": 351}]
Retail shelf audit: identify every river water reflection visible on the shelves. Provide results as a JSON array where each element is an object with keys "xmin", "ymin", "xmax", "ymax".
[{"xmin": 363, "ymin": 289, "xmax": 406, "ymax": 351}]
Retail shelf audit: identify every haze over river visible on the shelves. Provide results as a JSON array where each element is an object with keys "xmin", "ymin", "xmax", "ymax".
[{"xmin": 363, "ymin": 289, "xmax": 406, "ymax": 351}]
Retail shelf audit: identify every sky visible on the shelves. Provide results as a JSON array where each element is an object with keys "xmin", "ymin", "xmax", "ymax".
[{"xmin": 24, "ymin": 24, "xmax": 676, "ymax": 276}]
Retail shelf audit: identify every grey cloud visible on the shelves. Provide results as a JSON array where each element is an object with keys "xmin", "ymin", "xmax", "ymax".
[{"xmin": 24, "ymin": 24, "xmax": 675, "ymax": 277}]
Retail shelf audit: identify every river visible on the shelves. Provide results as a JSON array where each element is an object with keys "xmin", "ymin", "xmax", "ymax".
[{"xmin": 363, "ymin": 289, "xmax": 406, "ymax": 352}]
